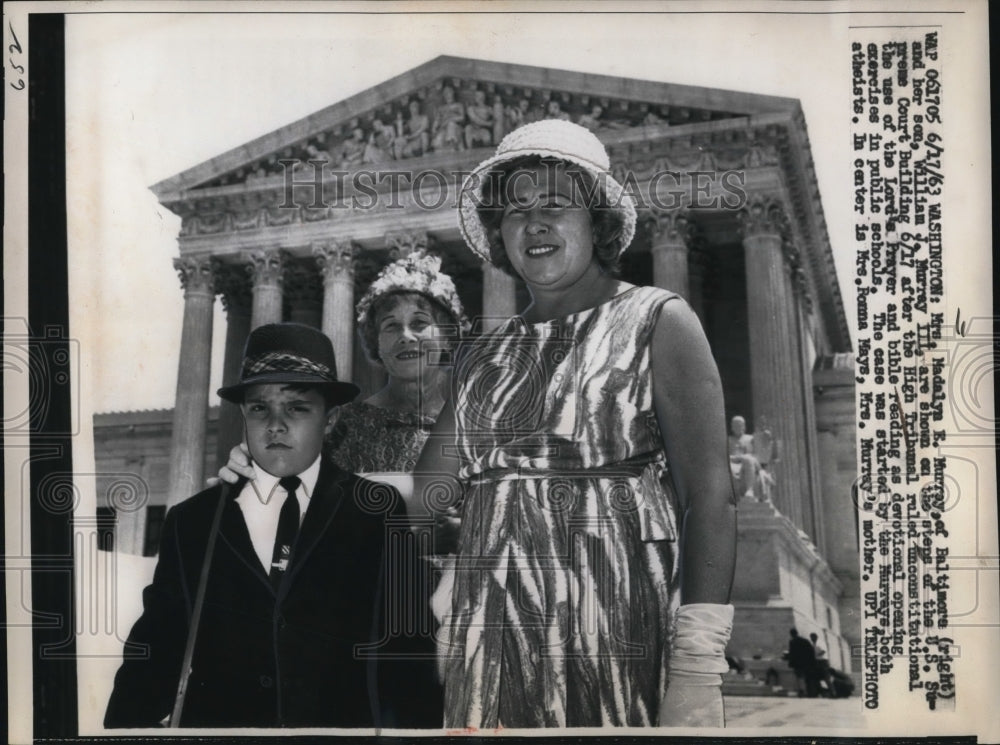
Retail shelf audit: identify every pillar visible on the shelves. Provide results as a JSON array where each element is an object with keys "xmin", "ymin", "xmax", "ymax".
[
  {"xmin": 480, "ymin": 263, "xmax": 517, "ymax": 332},
  {"xmin": 790, "ymin": 262, "xmax": 825, "ymax": 553},
  {"xmin": 215, "ymin": 262, "xmax": 252, "ymax": 469},
  {"xmin": 313, "ymin": 240, "xmax": 356, "ymax": 381},
  {"xmin": 648, "ymin": 210, "xmax": 693, "ymax": 299},
  {"xmin": 739, "ymin": 197, "xmax": 809, "ymax": 530},
  {"xmin": 687, "ymin": 241, "xmax": 707, "ymax": 323},
  {"xmin": 167, "ymin": 255, "xmax": 215, "ymax": 508},
  {"xmin": 246, "ymin": 247, "xmax": 286, "ymax": 329}
]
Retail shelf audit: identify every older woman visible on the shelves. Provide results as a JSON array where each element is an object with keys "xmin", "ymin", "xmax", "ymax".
[
  {"xmin": 416, "ymin": 120, "xmax": 737, "ymax": 728},
  {"xmin": 326, "ymin": 252, "xmax": 467, "ymax": 503}
]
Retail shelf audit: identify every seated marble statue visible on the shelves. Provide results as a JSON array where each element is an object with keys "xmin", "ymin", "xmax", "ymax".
[
  {"xmin": 431, "ymin": 85, "xmax": 465, "ymax": 152},
  {"xmin": 339, "ymin": 127, "xmax": 366, "ymax": 168},
  {"xmin": 491, "ymin": 95, "xmax": 506, "ymax": 144},
  {"xmin": 577, "ymin": 104, "xmax": 605, "ymax": 132},
  {"xmin": 305, "ymin": 143, "xmax": 334, "ymax": 165},
  {"xmin": 395, "ymin": 100, "xmax": 430, "ymax": 158},
  {"xmin": 728, "ymin": 415, "xmax": 776, "ymax": 502},
  {"xmin": 464, "ymin": 90, "xmax": 494, "ymax": 149},
  {"xmin": 363, "ymin": 119, "xmax": 396, "ymax": 164},
  {"xmin": 545, "ymin": 99, "xmax": 572, "ymax": 121}
]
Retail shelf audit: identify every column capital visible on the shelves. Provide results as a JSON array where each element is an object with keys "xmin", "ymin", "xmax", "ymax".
[
  {"xmin": 214, "ymin": 261, "xmax": 252, "ymax": 313},
  {"xmin": 173, "ymin": 255, "xmax": 216, "ymax": 295},
  {"xmin": 244, "ymin": 247, "xmax": 288, "ymax": 288},
  {"xmin": 645, "ymin": 209, "xmax": 695, "ymax": 249},
  {"xmin": 738, "ymin": 196, "xmax": 788, "ymax": 240},
  {"xmin": 312, "ymin": 240, "xmax": 357, "ymax": 282},
  {"xmin": 385, "ymin": 229, "xmax": 431, "ymax": 259}
]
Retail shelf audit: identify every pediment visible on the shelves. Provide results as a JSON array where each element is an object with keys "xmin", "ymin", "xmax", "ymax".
[{"xmin": 150, "ymin": 55, "xmax": 798, "ymax": 203}]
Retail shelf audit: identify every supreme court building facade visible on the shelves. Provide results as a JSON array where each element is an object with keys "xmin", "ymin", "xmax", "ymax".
[{"xmin": 94, "ymin": 56, "xmax": 859, "ymax": 675}]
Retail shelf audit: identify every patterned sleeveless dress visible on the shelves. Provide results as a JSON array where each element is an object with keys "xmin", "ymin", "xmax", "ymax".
[
  {"xmin": 441, "ymin": 285, "xmax": 682, "ymax": 728},
  {"xmin": 326, "ymin": 400, "xmax": 433, "ymax": 473}
]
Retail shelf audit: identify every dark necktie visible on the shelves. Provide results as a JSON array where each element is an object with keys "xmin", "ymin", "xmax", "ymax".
[{"xmin": 269, "ymin": 476, "xmax": 301, "ymax": 589}]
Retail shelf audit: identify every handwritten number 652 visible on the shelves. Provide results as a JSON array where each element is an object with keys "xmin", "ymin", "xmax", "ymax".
[{"xmin": 8, "ymin": 21, "xmax": 24, "ymax": 90}]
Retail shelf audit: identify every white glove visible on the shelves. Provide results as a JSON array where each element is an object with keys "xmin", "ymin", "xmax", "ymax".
[{"xmin": 658, "ymin": 603, "xmax": 734, "ymax": 727}]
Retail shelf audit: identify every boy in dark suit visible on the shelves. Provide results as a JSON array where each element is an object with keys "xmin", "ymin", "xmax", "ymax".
[{"xmin": 105, "ymin": 323, "xmax": 440, "ymax": 728}]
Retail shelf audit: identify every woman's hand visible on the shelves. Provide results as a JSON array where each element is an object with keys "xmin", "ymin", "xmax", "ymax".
[
  {"xmin": 657, "ymin": 603, "xmax": 733, "ymax": 727},
  {"xmin": 433, "ymin": 507, "xmax": 462, "ymax": 555},
  {"xmin": 658, "ymin": 677, "xmax": 725, "ymax": 727},
  {"xmin": 218, "ymin": 442, "xmax": 254, "ymax": 484}
]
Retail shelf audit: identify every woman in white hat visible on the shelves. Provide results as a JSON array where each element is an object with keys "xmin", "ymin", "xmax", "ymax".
[{"xmin": 418, "ymin": 119, "xmax": 737, "ymax": 728}]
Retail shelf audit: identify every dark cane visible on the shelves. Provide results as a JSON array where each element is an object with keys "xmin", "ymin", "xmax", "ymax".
[{"xmin": 168, "ymin": 479, "xmax": 242, "ymax": 727}]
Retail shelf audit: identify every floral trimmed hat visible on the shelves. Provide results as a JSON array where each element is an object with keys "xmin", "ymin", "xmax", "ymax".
[
  {"xmin": 457, "ymin": 118, "xmax": 638, "ymax": 264},
  {"xmin": 356, "ymin": 251, "xmax": 470, "ymax": 363}
]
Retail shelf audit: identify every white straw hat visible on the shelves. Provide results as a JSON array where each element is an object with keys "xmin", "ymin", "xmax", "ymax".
[{"xmin": 457, "ymin": 119, "xmax": 638, "ymax": 264}]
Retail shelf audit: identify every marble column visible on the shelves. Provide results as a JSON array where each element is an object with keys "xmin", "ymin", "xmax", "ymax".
[
  {"xmin": 480, "ymin": 263, "xmax": 517, "ymax": 332},
  {"xmin": 167, "ymin": 255, "xmax": 215, "ymax": 508},
  {"xmin": 739, "ymin": 197, "xmax": 808, "ymax": 530},
  {"xmin": 214, "ymin": 262, "xmax": 252, "ymax": 469},
  {"xmin": 687, "ymin": 240, "xmax": 707, "ymax": 323},
  {"xmin": 246, "ymin": 247, "xmax": 286, "ymax": 329},
  {"xmin": 313, "ymin": 240, "xmax": 356, "ymax": 381},
  {"xmin": 648, "ymin": 210, "xmax": 693, "ymax": 299},
  {"xmin": 284, "ymin": 259, "xmax": 323, "ymax": 329},
  {"xmin": 793, "ymin": 274, "xmax": 825, "ymax": 554}
]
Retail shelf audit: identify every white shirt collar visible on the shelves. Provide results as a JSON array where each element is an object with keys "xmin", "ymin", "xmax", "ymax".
[
  {"xmin": 249, "ymin": 455, "xmax": 321, "ymax": 503},
  {"xmin": 235, "ymin": 455, "xmax": 322, "ymax": 574}
]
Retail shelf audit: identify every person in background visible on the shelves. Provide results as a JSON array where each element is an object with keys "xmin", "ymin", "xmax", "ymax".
[
  {"xmin": 786, "ymin": 628, "xmax": 818, "ymax": 698},
  {"xmin": 810, "ymin": 631, "xmax": 834, "ymax": 695}
]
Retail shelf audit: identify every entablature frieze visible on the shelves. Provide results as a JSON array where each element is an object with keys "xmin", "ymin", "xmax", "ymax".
[
  {"xmin": 176, "ymin": 207, "xmax": 463, "ymax": 261},
  {"xmin": 164, "ymin": 110, "xmax": 849, "ymax": 351},
  {"xmin": 181, "ymin": 79, "xmax": 750, "ymax": 194}
]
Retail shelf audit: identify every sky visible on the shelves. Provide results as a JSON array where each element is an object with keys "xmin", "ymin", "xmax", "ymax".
[{"xmin": 62, "ymin": 3, "xmax": 944, "ymax": 414}]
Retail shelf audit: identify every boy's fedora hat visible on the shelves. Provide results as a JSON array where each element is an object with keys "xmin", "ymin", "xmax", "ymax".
[{"xmin": 218, "ymin": 323, "xmax": 359, "ymax": 405}]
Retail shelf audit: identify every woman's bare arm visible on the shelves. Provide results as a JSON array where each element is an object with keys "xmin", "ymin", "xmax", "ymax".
[
  {"xmin": 650, "ymin": 298, "xmax": 737, "ymax": 604},
  {"xmin": 413, "ymin": 393, "xmax": 463, "ymax": 550}
]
